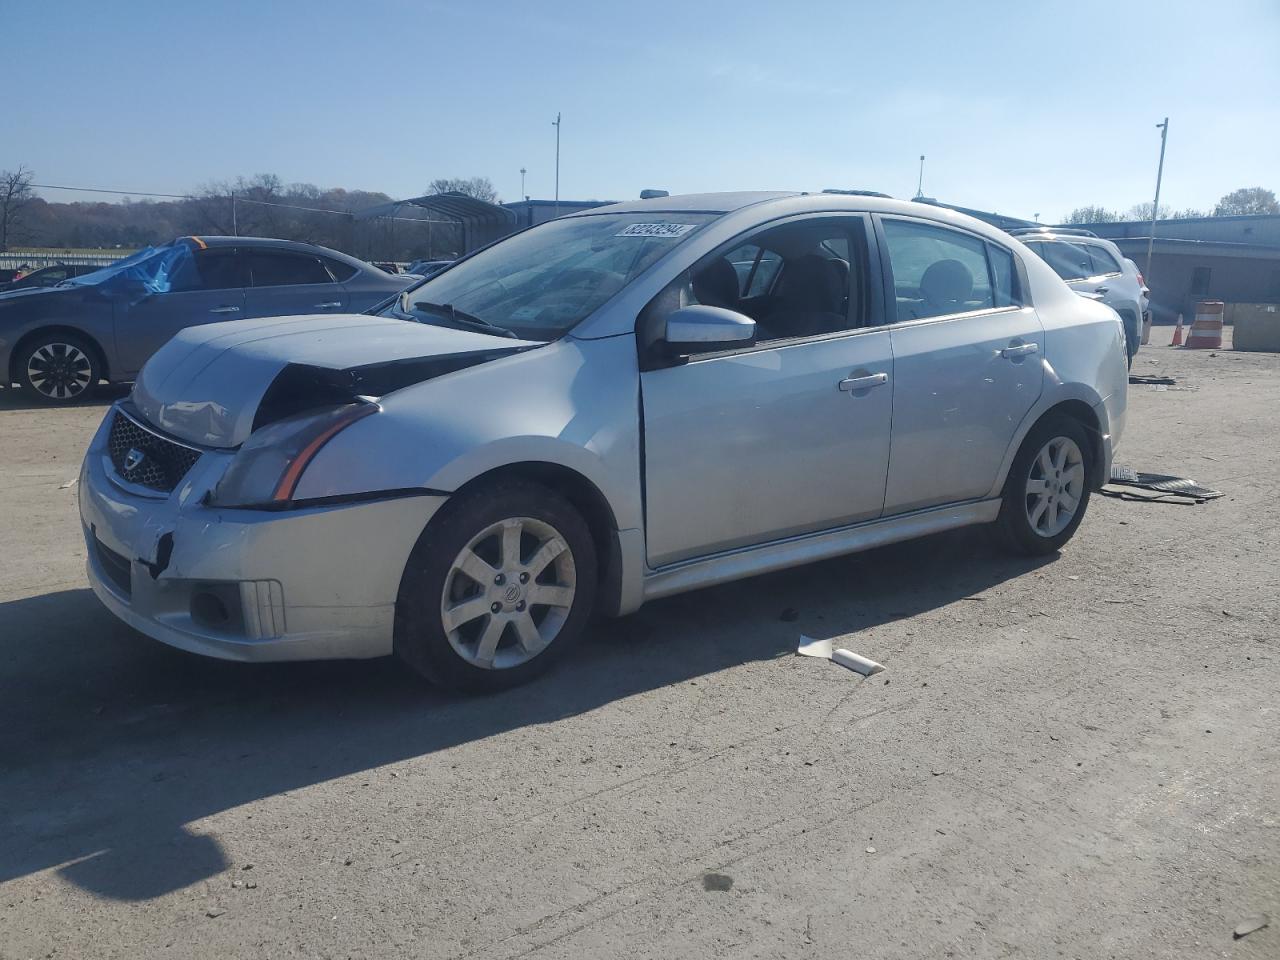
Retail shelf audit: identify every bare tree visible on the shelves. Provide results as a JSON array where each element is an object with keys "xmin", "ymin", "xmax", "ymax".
[
  {"xmin": 0, "ymin": 165, "xmax": 35, "ymax": 252},
  {"xmin": 1063, "ymin": 205, "xmax": 1119, "ymax": 225},
  {"xmin": 426, "ymin": 176, "xmax": 500, "ymax": 203},
  {"xmin": 1213, "ymin": 187, "xmax": 1279, "ymax": 217}
]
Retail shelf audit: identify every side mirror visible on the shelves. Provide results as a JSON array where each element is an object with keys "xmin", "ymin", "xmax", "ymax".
[{"xmin": 663, "ymin": 304, "xmax": 756, "ymax": 354}]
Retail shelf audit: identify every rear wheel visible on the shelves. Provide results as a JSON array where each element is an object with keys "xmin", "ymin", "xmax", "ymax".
[
  {"xmin": 17, "ymin": 333, "xmax": 100, "ymax": 404},
  {"xmin": 994, "ymin": 415, "xmax": 1093, "ymax": 556},
  {"xmin": 394, "ymin": 480, "xmax": 597, "ymax": 693}
]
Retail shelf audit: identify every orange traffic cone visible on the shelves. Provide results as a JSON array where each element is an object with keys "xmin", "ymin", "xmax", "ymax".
[{"xmin": 1171, "ymin": 313, "xmax": 1184, "ymax": 347}]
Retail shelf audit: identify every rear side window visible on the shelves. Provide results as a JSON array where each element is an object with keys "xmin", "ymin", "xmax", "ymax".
[
  {"xmin": 881, "ymin": 219, "xmax": 996, "ymax": 321},
  {"xmin": 245, "ymin": 251, "xmax": 334, "ymax": 287},
  {"xmin": 322, "ymin": 257, "xmax": 358, "ymax": 282},
  {"xmin": 1087, "ymin": 245, "xmax": 1122, "ymax": 275}
]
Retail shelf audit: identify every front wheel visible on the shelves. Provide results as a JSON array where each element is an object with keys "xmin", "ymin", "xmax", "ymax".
[
  {"xmin": 17, "ymin": 333, "xmax": 100, "ymax": 404},
  {"xmin": 993, "ymin": 416, "xmax": 1093, "ymax": 556},
  {"xmin": 394, "ymin": 480, "xmax": 597, "ymax": 693}
]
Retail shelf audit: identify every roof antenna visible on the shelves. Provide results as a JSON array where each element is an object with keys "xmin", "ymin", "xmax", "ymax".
[{"xmin": 914, "ymin": 155, "xmax": 925, "ymax": 200}]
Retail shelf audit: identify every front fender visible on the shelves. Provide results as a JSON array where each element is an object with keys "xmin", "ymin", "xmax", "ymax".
[{"xmin": 291, "ymin": 335, "xmax": 645, "ymax": 532}]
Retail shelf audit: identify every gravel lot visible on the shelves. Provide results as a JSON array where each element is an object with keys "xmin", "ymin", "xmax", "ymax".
[{"xmin": 2, "ymin": 326, "xmax": 1277, "ymax": 960}]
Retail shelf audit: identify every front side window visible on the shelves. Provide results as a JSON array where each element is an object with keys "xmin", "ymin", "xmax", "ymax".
[
  {"xmin": 246, "ymin": 251, "xmax": 334, "ymax": 287},
  {"xmin": 666, "ymin": 217, "xmax": 867, "ymax": 343},
  {"xmin": 385, "ymin": 212, "xmax": 715, "ymax": 341},
  {"xmin": 168, "ymin": 248, "xmax": 244, "ymax": 292},
  {"xmin": 881, "ymin": 219, "xmax": 996, "ymax": 321}
]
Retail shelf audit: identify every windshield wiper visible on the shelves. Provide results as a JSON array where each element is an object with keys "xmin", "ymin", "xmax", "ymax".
[{"xmin": 412, "ymin": 301, "xmax": 517, "ymax": 339}]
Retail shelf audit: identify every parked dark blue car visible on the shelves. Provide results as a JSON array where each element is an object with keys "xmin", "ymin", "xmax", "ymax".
[{"xmin": 0, "ymin": 236, "xmax": 414, "ymax": 403}]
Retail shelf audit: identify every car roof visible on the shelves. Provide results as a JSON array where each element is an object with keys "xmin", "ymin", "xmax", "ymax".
[
  {"xmin": 567, "ymin": 191, "xmax": 801, "ymax": 216},
  {"xmin": 179, "ymin": 235, "xmax": 365, "ymax": 264}
]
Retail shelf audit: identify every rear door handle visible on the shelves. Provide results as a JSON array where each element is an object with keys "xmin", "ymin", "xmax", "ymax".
[
  {"xmin": 1095, "ymin": 286, "xmax": 1109, "ymax": 294},
  {"xmin": 314, "ymin": 301, "xmax": 342, "ymax": 309},
  {"xmin": 999, "ymin": 342, "xmax": 1039, "ymax": 359},
  {"xmin": 837, "ymin": 372, "xmax": 888, "ymax": 392},
  {"xmin": 209, "ymin": 305, "xmax": 241, "ymax": 314}
]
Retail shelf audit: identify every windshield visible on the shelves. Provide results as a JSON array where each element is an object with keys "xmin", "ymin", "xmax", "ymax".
[
  {"xmin": 65, "ymin": 242, "xmax": 192, "ymax": 292},
  {"xmin": 381, "ymin": 212, "xmax": 716, "ymax": 339}
]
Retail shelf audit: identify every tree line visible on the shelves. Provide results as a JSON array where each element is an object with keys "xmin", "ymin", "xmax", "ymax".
[
  {"xmin": 1063, "ymin": 187, "xmax": 1279, "ymax": 225},
  {"xmin": 0, "ymin": 167, "xmax": 502, "ymax": 261}
]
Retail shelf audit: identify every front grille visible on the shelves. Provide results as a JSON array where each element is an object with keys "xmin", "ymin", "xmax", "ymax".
[
  {"xmin": 107, "ymin": 410, "xmax": 202, "ymax": 493},
  {"xmin": 93, "ymin": 534, "xmax": 132, "ymax": 598}
]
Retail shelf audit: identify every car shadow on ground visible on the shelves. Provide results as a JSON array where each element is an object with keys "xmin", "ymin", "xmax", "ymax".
[
  {"xmin": 0, "ymin": 527, "xmax": 1053, "ymax": 901},
  {"xmin": 0, "ymin": 383, "xmax": 130, "ymax": 411}
]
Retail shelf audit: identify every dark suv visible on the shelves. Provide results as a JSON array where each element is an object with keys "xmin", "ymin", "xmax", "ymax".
[{"xmin": 0, "ymin": 236, "xmax": 414, "ymax": 403}]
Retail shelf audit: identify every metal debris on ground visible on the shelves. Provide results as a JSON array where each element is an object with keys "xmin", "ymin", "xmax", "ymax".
[
  {"xmin": 1128, "ymin": 374, "xmax": 1177, "ymax": 386},
  {"xmin": 797, "ymin": 636, "xmax": 885, "ymax": 676},
  {"xmin": 1102, "ymin": 465, "xmax": 1224, "ymax": 504},
  {"xmin": 1233, "ymin": 914, "xmax": 1269, "ymax": 940}
]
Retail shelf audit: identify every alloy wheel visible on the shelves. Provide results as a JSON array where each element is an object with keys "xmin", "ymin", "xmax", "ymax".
[
  {"xmin": 440, "ymin": 516, "xmax": 577, "ymax": 670},
  {"xmin": 1024, "ymin": 436, "xmax": 1085, "ymax": 537},
  {"xmin": 27, "ymin": 342, "xmax": 93, "ymax": 400}
]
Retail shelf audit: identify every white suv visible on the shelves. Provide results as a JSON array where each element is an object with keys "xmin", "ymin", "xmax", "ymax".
[{"xmin": 1011, "ymin": 228, "xmax": 1146, "ymax": 366}]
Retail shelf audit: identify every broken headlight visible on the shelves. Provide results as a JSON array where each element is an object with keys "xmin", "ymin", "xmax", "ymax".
[{"xmin": 207, "ymin": 401, "xmax": 378, "ymax": 508}]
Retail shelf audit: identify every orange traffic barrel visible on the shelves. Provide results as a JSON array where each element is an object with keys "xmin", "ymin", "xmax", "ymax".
[{"xmin": 1184, "ymin": 301, "xmax": 1224, "ymax": 349}]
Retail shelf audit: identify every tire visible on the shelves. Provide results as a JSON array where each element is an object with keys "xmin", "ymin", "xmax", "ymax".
[
  {"xmin": 394, "ymin": 479, "xmax": 597, "ymax": 693},
  {"xmin": 993, "ymin": 415, "xmax": 1094, "ymax": 556},
  {"xmin": 16, "ymin": 332, "xmax": 101, "ymax": 404}
]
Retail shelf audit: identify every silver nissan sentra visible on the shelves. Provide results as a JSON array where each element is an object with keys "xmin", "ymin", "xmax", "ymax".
[{"xmin": 79, "ymin": 192, "xmax": 1129, "ymax": 691}]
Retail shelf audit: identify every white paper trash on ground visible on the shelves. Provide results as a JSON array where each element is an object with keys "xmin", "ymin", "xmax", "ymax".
[{"xmin": 796, "ymin": 636, "xmax": 885, "ymax": 676}]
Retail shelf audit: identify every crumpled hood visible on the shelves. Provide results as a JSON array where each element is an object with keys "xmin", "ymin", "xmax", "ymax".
[{"xmin": 132, "ymin": 314, "xmax": 540, "ymax": 447}]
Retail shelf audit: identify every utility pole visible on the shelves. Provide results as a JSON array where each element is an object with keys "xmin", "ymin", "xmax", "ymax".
[
  {"xmin": 552, "ymin": 112, "xmax": 561, "ymax": 218},
  {"xmin": 914, "ymin": 155, "xmax": 925, "ymax": 199},
  {"xmin": 1146, "ymin": 117, "xmax": 1169, "ymax": 282},
  {"xmin": 230, "ymin": 191, "xmax": 238, "ymax": 236},
  {"xmin": 520, "ymin": 167, "xmax": 527, "ymax": 200}
]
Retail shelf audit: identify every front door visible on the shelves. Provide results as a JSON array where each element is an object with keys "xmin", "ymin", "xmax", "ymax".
[
  {"xmin": 640, "ymin": 214, "xmax": 893, "ymax": 568},
  {"xmin": 112, "ymin": 246, "xmax": 246, "ymax": 376},
  {"xmin": 877, "ymin": 216, "xmax": 1044, "ymax": 514}
]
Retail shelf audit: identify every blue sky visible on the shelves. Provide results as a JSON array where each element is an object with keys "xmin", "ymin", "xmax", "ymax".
[{"xmin": 5, "ymin": 0, "xmax": 1278, "ymax": 221}]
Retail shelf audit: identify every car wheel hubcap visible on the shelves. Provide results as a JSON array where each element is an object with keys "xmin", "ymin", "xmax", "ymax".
[
  {"xmin": 27, "ymin": 343, "xmax": 92, "ymax": 399},
  {"xmin": 1025, "ymin": 436, "xmax": 1085, "ymax": 537},
  {"xmin": 440, "ymin": 516, "xmax": 576, "ymax": 670}
]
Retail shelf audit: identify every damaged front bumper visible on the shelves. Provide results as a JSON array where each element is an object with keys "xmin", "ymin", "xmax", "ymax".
[{"xmin": 78, "ymin": 409, "xmax": 446, "ymax": 662}]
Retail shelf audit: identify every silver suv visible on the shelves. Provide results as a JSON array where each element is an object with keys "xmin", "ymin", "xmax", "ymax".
[{"xmin": 1010, "ymin": 228, "xmax": 1146, "ymax": 366}]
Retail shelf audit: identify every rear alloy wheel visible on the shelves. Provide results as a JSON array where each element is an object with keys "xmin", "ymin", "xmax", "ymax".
[
  {"xmin": 19, "ymin": 335, "xmax": 100, "ymax": 403},
  {"xmin": 994, "ymin": 415, "xmax": 1093, "ymax": 556},
  {"xmin": 395, "ymin": 480, "xmax": 597, "ymax": 692}
]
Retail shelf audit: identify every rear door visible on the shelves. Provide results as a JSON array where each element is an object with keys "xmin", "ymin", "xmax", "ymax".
[
  {"xmin": 112, "ymin": 246, "xmax": 247, "ymax": 376},
  {"xmin": 242, "ymin": 249, "xmax": 349, "ymax": 319},
  {"xmin": 876, "ymin": 216, "xmax": 1044, "ymax": 515}
]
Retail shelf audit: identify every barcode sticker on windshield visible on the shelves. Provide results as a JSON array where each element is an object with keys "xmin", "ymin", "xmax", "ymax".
[{"xmin": 615, "ymin": 222, "xmax": 697, "ymax": 238}]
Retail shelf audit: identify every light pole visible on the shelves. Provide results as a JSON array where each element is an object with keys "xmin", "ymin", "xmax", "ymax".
[
  {"xmin": 1145, "ymin": 117, "xmax": 1169, "ymax": 282},
  {"xmin": 914, "ymin": 155, "xmax": 925, "ymax": 199},
  {"xmin": 552, "ymin": 112, "xmax": 561, "ymax": 218},
  {"xmin": 520, "ymin": 167, "xmax": 527, "ymax": 200}
]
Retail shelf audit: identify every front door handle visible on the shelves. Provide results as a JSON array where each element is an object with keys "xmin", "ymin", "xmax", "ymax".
[
  {"xmin": 1095, "ymin": 286, "xmax": 1109, "ymax": 294},
  {"xmin": 314, "ymin": 301, "xmax": 342, "ymax": 309},
  {"xmin": 837, "ymin": 372, "xmax": 888, "ymax": 392},
  {"xmin": 209, "ymin": 305, "xmax": 241, "ymax": 314},
  {"xmin": 999, "ymin": 342, "xmax": 1039, "ymax": 359}
]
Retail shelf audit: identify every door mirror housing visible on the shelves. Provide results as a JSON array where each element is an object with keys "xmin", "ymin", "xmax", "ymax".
[{"xmin": 663, "ymin": 305, "xmax": 756, "ymax": 355}]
